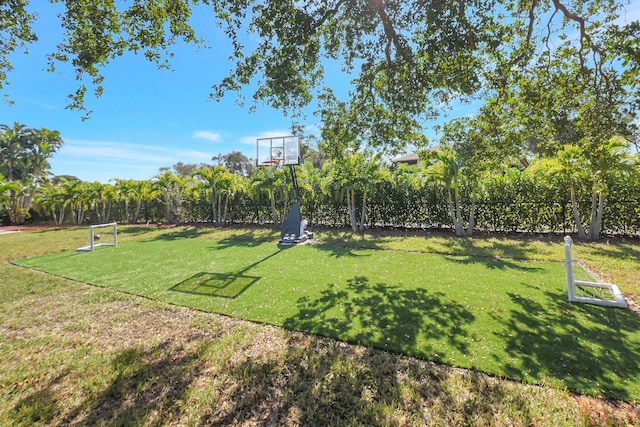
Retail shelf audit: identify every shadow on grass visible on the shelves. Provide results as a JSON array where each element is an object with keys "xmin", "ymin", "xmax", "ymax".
[
  {"xmin": 436, "ymin": 236, "xmax": 546, "ymax": 261},
  {"xmin": 172, "ymin": 272, "xmax": 260, "ymax": 298},
  {"xmin": 283, "ymin": 275, "xmax": 475, "ymax": 358},
  {"xmin": 310, "ymin": 233, "xmax": 382, "ymax": 258},
  {"xmin": 583, "ymin": 241, "xmax": 640, "ymax": 263},
  {"xmin": 147, "ymin": 227, "xmax": 205, "ymax": 240},
  {"xmin": 494, "ymin": 287, "xmax": 640, "ymax": 400},
  {"xmin": 214, "ymin": 230, "xmax": 278, "ymax": 249},
  {"xmin": 170, "ymin": 243, "xmax": 286, "ymax": 298},
  {"xmin": 10, "ymin": 334, "xmax": 568, "ymax": 426},
  {"xmin": 444, "ymin": 254, "xmax": 544, "ymax": 271},
  {"xmin": 9, "ymin": 371, "xmax": 69, "ymax": 424},
  {"xmin": 11, "ymin": 341, "xmax": 205, "ymax": 426},
  {"xmin": 208, "ymin": 335, "xmax": 545, "ymax": 426}
]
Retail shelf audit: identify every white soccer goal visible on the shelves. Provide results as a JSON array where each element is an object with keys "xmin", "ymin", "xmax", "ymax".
[
  {"xmin": 77, "ymin": 222, "xmax": 118, "ymax": 252},
  {"xmin": 564, "ymin": 236, "xmax": 627, "ymax": 308}
]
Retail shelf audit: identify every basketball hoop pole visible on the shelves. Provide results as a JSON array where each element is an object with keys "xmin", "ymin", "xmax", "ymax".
[{"xmin": 288, "ymin": 164, "xmax": 301, "ymax": 204}]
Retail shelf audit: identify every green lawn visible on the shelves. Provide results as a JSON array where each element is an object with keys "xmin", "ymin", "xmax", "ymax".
[{"xmin": 13, "ymin": 226, "xmax": 640, "ymax": 401}]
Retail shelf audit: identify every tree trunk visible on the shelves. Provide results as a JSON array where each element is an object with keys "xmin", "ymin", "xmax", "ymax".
[
  {"xmin": 445, "ymin": 188, "xmax": 457, "ymax": 234},
  {"xmin": 57, "ymin": 206, "xmax": 65, "ymax": 225},
  {"xmin": 569, "ymin": 181, "xmax": 587, "ymax": 239},
  {"xmin": 453, "ymin": 186, "xmax": 465, "ymax": 237},
  {"xmin": 133, "ymin": 200, "xmax": 142, "ymax": 224},
  {"xmin": 589, "ymin": 191, "xmax": 604, "ymax": 241},
  {"xmin": 270, "ymin": 192, "xmax": 279, "ymax": 226},
  {"xmin": 358, "ymin": 188, "xmax": 367, "ymax": 232},
  {"xmin": 349, "ymin": 189, "xmax": 357, "ymax": 232},
  {"xmin": 223, "ymin": 194, "xmax": 229, "ymax": 225},
  {"xmin": 96, "ymin": 202, "xmax": 111, "ymax": 223},
  {"xmin": 466, "ymin": 199, "xmax": 476, "ymax": 237},
  {"xmin": 124, "ymin": 200, "xmax": 132, "ymax": 224},
  {"xmin": 76, "ymin": 206, "xmax": 85, "ymax": 225},
  {"xmin": 210, "ymin": 192, "xmax": 217, "ymax": 223}
]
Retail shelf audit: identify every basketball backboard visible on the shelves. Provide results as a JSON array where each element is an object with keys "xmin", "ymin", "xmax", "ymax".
[{"xmin": 256, "ymin": 136, "xmax": 300, "ymax": 167}]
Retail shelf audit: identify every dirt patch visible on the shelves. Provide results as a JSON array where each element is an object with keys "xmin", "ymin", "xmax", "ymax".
[{"xmin": 0, "ymin": 225, "xmax": 62, "ymax": 232}]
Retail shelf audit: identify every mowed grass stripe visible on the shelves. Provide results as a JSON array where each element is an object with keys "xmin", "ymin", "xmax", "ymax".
[{"xmin": 13, "ymin": 234, "xmax": 640, "ymax": 401}]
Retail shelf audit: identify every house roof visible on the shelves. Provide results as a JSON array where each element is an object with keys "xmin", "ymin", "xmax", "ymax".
[{"xmin": 392, "ymin": 153, "xmax": 419, "ymax": 164}]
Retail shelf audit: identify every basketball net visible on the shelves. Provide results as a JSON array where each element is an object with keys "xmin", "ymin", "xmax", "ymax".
[{"xmin": 262, "ymin": 159, "xmax": 281, "ymax": 178}]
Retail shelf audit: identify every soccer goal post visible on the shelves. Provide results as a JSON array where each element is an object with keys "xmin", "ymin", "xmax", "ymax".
[
  {"xmin": 77, "ymin": 222, "xmax": 118, "ymax": 252},
  {"xmin": 564, "ymin": 236, "xmax": 627, "ymax": 308}
]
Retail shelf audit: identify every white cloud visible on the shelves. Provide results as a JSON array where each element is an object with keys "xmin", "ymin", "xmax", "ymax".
[
  {"xmin": 62, "ymin": 139, "xmax": 212, "ymax": 163},
  {"xmin": 50, "ymin": 139, "xmax": 214, "ymax": 182},
  {"xmin": 192, "ymin": 130, "xmax": 222, "ymax": 142}
]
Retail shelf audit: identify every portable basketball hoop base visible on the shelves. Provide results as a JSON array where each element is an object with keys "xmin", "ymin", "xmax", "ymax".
[
  {"xmin": 564, "ymin": 236, "xmax": 627, "ymax": 308},
  {"xmin": 279, "ymin": 202, "xmax": 314, "ymax": 245}
]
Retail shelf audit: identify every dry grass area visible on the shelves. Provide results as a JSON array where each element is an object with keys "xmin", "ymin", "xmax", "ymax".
[{"xmin": 2, "ymin": 273, "xmax": 638, "ymax": 426}]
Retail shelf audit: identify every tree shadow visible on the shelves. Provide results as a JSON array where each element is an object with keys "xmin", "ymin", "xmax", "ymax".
[
  {"xmin": 9, "ymin": 371, "xmax": 70, "ymax": 424},
  {"xmin": 581, "ymin": 241, "xmax": 640, "ymax": 263},
  {"xmin": 493, "ymin": 287, "xmax": 640, "ymax": 400},
  {"xmin": 213, "ymin": 230, "xmax": 278, "ymax": 249},
  {"xmin": 9, "ymin": 340, "xmax": 205, "ymax": 426},
  {"xmin": 444, "ymin": 254, "xmax": 544, "ymax": 271},
  {"xmin": 117, "ymin": 225, "xmax": 279, "ymax": 247},
  {"xmin": 205, "ymin": 333, "xmax": 560, "ymax": 426},
  {"xmin": 283, "ymin": 275, "xmax": 475, "ymax": 358},
  {"xmin": 436, "ymin": 236, "xmax": 545, "ymax": 261},
  {"xmin": 309, "ymin": 234, "xmax": 382, "ymax": 258}
]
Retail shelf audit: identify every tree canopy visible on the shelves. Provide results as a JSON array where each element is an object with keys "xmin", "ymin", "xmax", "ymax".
[{"xmin": 2, "ymin": 0, "xmax": 638, "ymax": 135}]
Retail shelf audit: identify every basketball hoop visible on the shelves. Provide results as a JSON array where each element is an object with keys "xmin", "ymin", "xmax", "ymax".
[{"xmin": 261, "ymin": 159, "xmax": 281, "ymax": 178}]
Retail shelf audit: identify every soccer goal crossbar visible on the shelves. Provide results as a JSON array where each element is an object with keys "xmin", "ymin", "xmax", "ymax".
[
  {"xmin": 77, "ymin": 222, "xmax": 118, "ymax": 252},
  {"xmin": 564, "ymin": 236, "xmax": 627, "ymax": 309}
]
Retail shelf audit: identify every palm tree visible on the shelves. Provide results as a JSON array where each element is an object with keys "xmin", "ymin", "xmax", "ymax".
[
  {"xmin": 34, "ymin": 180, "xmax": 67, "ymax": 225},
  {"xmin": 0, "ymin": 122, "xmax": 32, "ymax": 182},
  {"xmin": 325, "ymin": 151, "xmax": 389, "ymax": 232},
  {"xmin": 0, "ymin": 124, "xmax": 64, "ymax": 224},
  {"xmin": 526, "ymin": 145, "xmax": 589, "ymax": 238},
  {"xmin": 192, "ymin": 165, "xmax": 233, "ymax": 225},
  {"xmin": 0, "ymin": 180, "xmax": 22, "ymax": 221},
  {"xmin": 81, "ymin": 181, "xmax": 116, "ymax": 224},
  {"xmin": 249, "ymin": 165, "xmax": 288, "ymax": 226},
  {"xmin": 28, "ymin": 129, "xmax": 64, "ymax": 180},
  {"xmin": 58, "ymin": 178, "xmax": 90, "ymax": 225},
  {"xmin": 218, "ymin": 171, "xmax": 245, "ymax": 225},
  {"xmin": 525, "ymin": 137, "xmax": 634, "ymax": 241},
  {"xmin": 417, "ymin": 146, "xmax": 469, "ymax": 236},
  {"xmin": 115, "ymin": 179, "xmax": 156, "ymax": 224},
  {"xmin": 154, "ymin": 171, "xmax": 186, "ymax": 224},
  {"xmin": 296, "ymin": 160, "xmax": 322, "ymax": 225},
  {"xmin": 585, "ymin": 136, "xmax": 637, "ymax": 239}
]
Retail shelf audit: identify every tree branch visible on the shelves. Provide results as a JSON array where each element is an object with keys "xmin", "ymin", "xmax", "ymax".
[
  {"xmin": 312, "ymin": 0, "xmax": 346, "ymax": 32},
  {"xmin": 551, "ymin": 0, "xmax": 603, "ymax": 59},
  {"xmin": 370, "ymin": 0, "xmax": 405, "ymax": 64}
]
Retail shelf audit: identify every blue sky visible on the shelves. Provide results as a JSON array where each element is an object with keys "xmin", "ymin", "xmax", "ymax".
[
  {"xmin": 2, "ymin": 2, "xmax": 323, "ymax": 182},
  {"xmin": 1, "ymin": 2, "xmax": 638, "ymax": 183}
]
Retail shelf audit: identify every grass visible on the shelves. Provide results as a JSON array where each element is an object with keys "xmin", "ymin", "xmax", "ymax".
[
  {"xmin": 11, "ymin": 226, "xmax": 640, "ymax": 401},
  {"xmin": 2, "ymin": 225, "xmax": 639, "ymax": 425}
]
